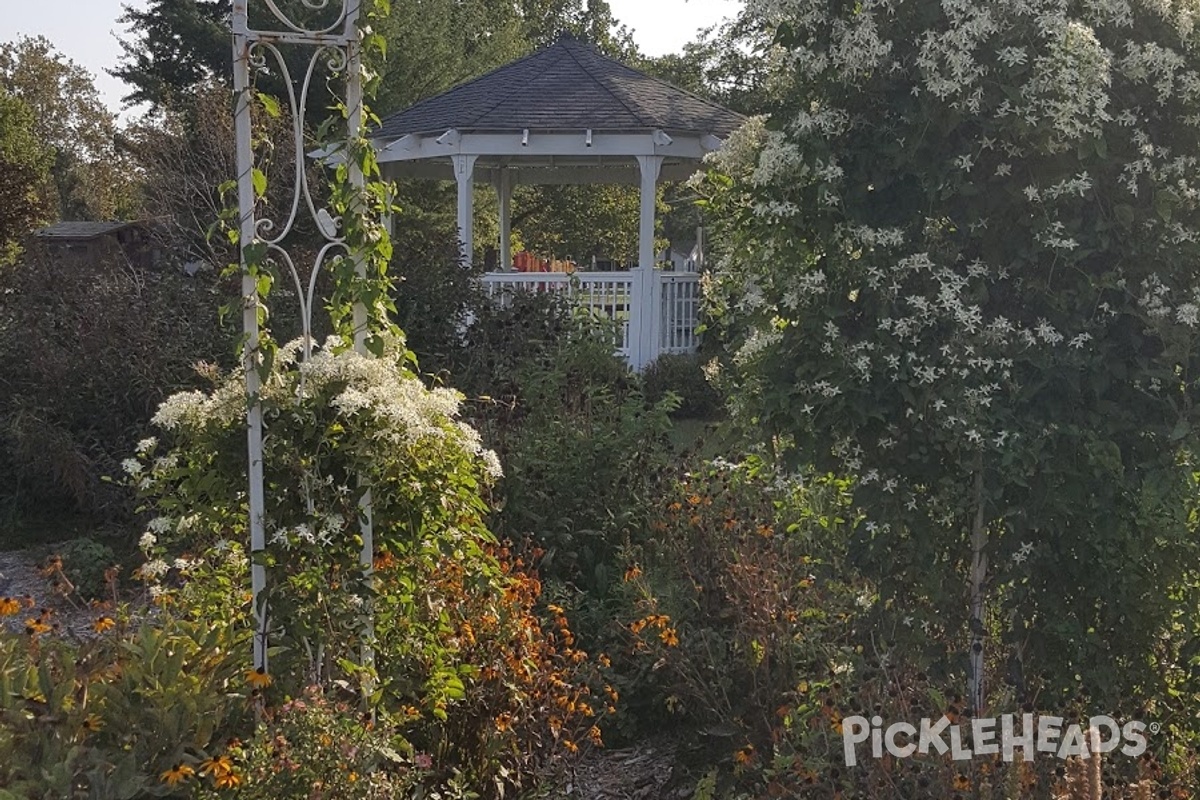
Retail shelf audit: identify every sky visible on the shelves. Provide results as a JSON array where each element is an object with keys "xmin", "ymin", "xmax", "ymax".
[{"xmin": 0, "ymin": 0, "xmax": 743, "ymax": 121}]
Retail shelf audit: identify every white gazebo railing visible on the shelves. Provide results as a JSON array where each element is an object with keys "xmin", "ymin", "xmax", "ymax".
[{"xmin": 481, "ymin": 269, "xmax": 701, "ymax": 368}]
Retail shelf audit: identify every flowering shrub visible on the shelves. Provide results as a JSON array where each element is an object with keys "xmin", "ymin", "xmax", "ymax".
[
  {"xmin": 113, "ymin": 332, "xmax": 610, "ymax": 796},
  {"xmin": 616, "ymin": 459, "xmax": 862, "ymax": 750},
  {"xmin": 130, "ymin": 333, "xmax": 502, "ymax": 687},
  {"xmin": 700, "ymin": 0, "xmax": 1200, "ymax": 723},
  {"xmin": 0, "ymin": 583, "xmax": 251, "ymax": 798}
]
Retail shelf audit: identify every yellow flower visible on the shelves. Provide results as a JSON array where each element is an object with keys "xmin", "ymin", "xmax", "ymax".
[
  {"xmin": 92, "ymin": 616, "xmax": 116, "ymax": 633},
  {"xmin": 733, "ymin": 745, "xmax": 754, "ymax": 765},
  {"xmin": 245, "ymin": 667, "xmax": 272, "ymax": 689},
  {"xmin": 214, "ymin": 772, "xmax": 243, "ymax": 789},
  {"xmin": 623, "ymin": 565, "xmax": 642, "ymax": 582},
  {"xmin": 199, "ymin": 754, "xmax": 234, "ymax": 778},
  {"xmin": 659, "ymin": 628, "xmax": 679, "ymax": 647},
  {"xmin": 952, "ymin": 774, "xmax": 971, "ymax": 791},
  {"xmin": 25, "ymin": 618, "xmax": 51, "ymax": 635},
  {"xmin": 0, "ymin": 597, "xmax": 19, "ymax": 616},
  {"xmin": 160, "ymin": 764, "xmax": 195, "ymax": 786},
  {"xmin": 563, "ymin": 739, "xmax": 579, "ymax": 754},
  {"xmin": 81, "ymin": 713, "xmax": 103, "ymax": 732}
]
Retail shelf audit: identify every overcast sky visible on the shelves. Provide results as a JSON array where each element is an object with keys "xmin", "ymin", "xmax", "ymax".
[{"xmin": 0, "ymin": 0, "xmax": 742, "ymax": 121}]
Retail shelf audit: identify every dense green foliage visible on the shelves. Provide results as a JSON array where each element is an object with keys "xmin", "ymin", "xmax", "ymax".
[
  {"xmin": 0, "ymin": 244, "xmax": 233, "ymax": 522},
  {"xmin": 0, "ymin": 37, "xmax": 138, "ymax": 221},
  {"xmin": 0, "ymin": 90, "xmax": 51, "ymax": 266},
  {"xmin": 699, "ymin": 0, "xmax": 1200, "ymax": 723}
]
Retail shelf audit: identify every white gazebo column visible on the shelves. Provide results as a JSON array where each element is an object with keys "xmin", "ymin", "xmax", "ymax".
[
  {"xmin": 452, "ymin": 154, "xmax": 478, "ymax": 265},
  {"xmin": 497, "ymin": 167, "xmax": 513, "ymax": 271},
  {"xmin": 631, "ymin": 155, "xmax": 663, "ymax": 370}
]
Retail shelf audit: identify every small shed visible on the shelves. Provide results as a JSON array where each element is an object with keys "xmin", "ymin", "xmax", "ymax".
[
  {"xmin": 373, "ymin": 35, "xmax": 744, "ymax": 369},
  {"xmin": 33, "ymin": 221, "xmax": 157, "ymax": 269}
]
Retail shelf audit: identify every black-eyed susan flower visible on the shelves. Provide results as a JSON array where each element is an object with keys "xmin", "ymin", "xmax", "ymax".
[
  {"xmin": 160, "ymin": 764, "xmax": 195, "ymax": 786},
  {"xmin": 213, "ymin": 771, "xmax": 242, "ymax": 789},
  {"xmin": 92, "ymin": 616, "xmax": 116, "ymax": 633},
  {"xmin": 245, "ymin": 667, "xmax": 272, "ymax": 689},
  {"xmin": 0, "ymin": 597, "xmax": 19, "ymax": 616},
  {"xmin": 25, "ymin": 618, "xmax": 51, "ymax": 635},
  {"xmin": 199, "ymin": 754, "xmax": 234, "ymax": 778},
  {"xmin": 80, "ymin": 713, "xmax": 103, "ymax": 732}
]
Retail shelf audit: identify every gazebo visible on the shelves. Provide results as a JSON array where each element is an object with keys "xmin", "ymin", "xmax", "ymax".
[{"xmin": 372, "ymin": 35, "xmax": 744, "ymax": 369}]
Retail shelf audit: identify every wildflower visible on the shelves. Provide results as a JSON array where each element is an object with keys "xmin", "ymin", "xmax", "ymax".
[
  {"xmin": 0, "ymin": 597, "xmax": 19, "ymax": 616},
  {"xmin": 214, "ymin": 772, "xmax": 243, "ymax": 789},
  {"xmin": 953, "ymin": 773, "xmax": 971, "ymax": 790},
  {"xmin": 245, "ymin": 667, "xmax": 273, "ymax": 689},
  {"xmin": 623, "ymin": 564, "xmax": 642, "ymax": 582},
  {"xmin": 81, "ymin": 713, "xmax": 103, "ymax": 732},
  {"xmin": 562, "ymin": 739, "xmax": 579, "ymax": 754},
  {"xmin": 414, "ymin": 753, "xmax": 433, "ymax": 770},
  {"xmin": 734, "ymin": 745, "xmax": 754, "ymax": 765},
  {"xmin": 199, "ymin": 754, "xmax": 234, "ymax": 778},
  {"xmin": 92, "ymin": 617, "xmax": 116, "ymax": 633},
  {"xmin": 25, "ymin": 618, "xmax": 51, "ymax": 635},
  {"xmin": 160, "ymin": 764, "xmax": 195, "ymax": 786},
  {"xmin": 659, "ymin": 628, "xmax": 680, "ymax": 647}
]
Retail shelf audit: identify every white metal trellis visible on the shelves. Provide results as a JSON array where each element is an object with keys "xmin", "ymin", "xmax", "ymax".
[{"xmin": 232, "ymin": 0, "xmax": 372, "ymax": 676}]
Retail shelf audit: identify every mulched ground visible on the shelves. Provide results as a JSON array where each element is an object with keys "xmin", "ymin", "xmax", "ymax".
[{"xmin": 0, "ymin": 549, "xmax": 99, "ymax": 638}]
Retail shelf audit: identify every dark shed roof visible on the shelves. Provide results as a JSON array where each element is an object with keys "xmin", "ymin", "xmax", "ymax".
[
  {"xmin": 377, "ymin": 36, "xmax": 744, "ymax": 140},
  {"xmin": 35, "ymin": 221, "xmax": 139, "ymax": 241}
]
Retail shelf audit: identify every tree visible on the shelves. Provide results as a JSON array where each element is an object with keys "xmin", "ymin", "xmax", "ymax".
[
  {"xmin": 641, "ymin": 14, "xmax": 776, "ymax": 116},
  {"xmin": 111, "ymin": 0, "xmax": 230, "ymax": 112},
  {"xmin": 700, "ymin": 0, "xmax": 1200, "ymax": 719},
  {"xmin": 0, "ymin": 90, "xmax": 52, "ymax": 264},
  {"xmin": 0, "ymin": 37, "xmax": 138, "ymax": 221}
]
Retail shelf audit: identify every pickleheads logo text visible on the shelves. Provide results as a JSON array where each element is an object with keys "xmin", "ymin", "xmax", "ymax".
[{"xmin": 841, "ymin": 714, "xmax": 1148, "ymax": 767}]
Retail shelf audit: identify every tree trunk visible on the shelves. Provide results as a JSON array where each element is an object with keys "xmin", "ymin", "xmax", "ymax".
[{"xmin": 968, "ymin": 452, "xmax": 988, "ymax": 715}]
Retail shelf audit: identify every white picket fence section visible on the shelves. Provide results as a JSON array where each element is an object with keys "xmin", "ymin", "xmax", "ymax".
[{"xmin": 481, "ymin": 269, "xmax": 701, "ymax": 369}]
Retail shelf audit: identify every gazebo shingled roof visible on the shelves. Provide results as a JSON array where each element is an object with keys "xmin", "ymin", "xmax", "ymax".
[{"xmin": 377, "ymin": 35, "xmax": 744, "ymax": 139}]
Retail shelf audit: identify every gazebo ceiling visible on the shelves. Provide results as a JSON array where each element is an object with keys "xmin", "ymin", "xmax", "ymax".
[{"xmin": 373, "ymin": 35, "xmax": 744, "ymax": 184}]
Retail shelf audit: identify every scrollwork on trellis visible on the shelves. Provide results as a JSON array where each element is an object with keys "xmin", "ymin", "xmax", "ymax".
[
  {"xmin": 258, "ymin": 0, "xmax": 353, "ymax": 37},
  {"xmin": 243, "ymin": 38, "xmax": 356, "ymax": 360}
]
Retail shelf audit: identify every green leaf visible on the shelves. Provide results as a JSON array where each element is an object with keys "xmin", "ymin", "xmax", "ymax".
[
  {"xmin": 251, "ymin": 167, "xmax": 268, "ymax": 199},
  {"xmin": 256, "ymin": 92, "xmax": 282, "ymax": 118}
]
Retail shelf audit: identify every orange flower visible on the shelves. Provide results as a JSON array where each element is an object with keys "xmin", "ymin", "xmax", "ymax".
[
  {"xmin": 734, "ymin": 745, "xmax": 755, "ymax": 765},
  {"xmin": 623, "ymin": 564, "xmax": 642, "ymax": 582},
  {"xmin": 659, "ymin": 628, "xmax": 679, "ymax": 647},
  {"xmin": 92, "ymin": 616, "xmax": 116, "ymax": 633},
  {"xmin": 495, "ymin": 712, "xmax": 512, "ymax": 732},
  {"xmin": 562, "ymin": 739, "xmax": 579, "ymax": 754},
  {"xmin": 214, "ymin": 771, "xmax": 243, "ymax": 789},
  {"xmin": 160, "ymin": 764, "xmax": 195, "ymax": 786},
  {"xmin": 687, "ymin": 494, "xmax": 703, "ymax": 506},
  {"xmin": 199, "ymin": 754, "xmax": 234, "ymax": 778},
  {"xmin": 0, "ymin": 597, "xmax": 19, "ymax": 616},
  {"xmin": 245, "ymin": 667, "xmax": 272, "ymax": 689},
  {"xmin": 952, "ymin": 774, "xmax": 971, "ymax": 791},
  {"xmin": 24, "ymin": 618, "xmax": 51, "ymax": 635}
]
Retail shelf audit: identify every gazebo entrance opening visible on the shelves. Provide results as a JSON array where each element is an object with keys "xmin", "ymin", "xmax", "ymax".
[{"xmin": 374, "ymin": 36, "xmax": 743, "ymax": 370}]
